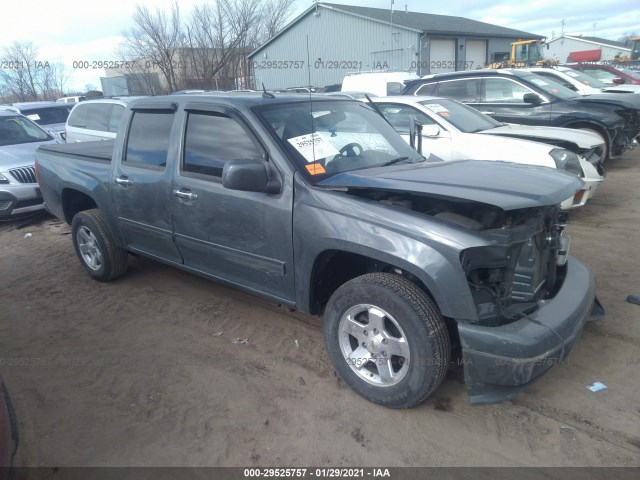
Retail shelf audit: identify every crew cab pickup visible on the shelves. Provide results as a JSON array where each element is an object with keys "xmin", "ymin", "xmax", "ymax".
[{"xmin": 36, "ymin": 94, "xmax": 603, "ymax": 408}]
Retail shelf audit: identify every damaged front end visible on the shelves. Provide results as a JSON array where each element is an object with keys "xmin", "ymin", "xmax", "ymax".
[
  {"xmin": 460, "ymin": 206, "xmax": 569, "ymax": 326},
  {"xmin": 613, "ymin": 107, "xmax": 640, "ymax": 155},
  {"xmin": 457, "ymin": 206, "xmax": 604, "ymax": 405}
]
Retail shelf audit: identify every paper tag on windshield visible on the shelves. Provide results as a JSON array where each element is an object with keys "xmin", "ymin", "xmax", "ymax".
[
  {"xmin": 424, "ymin": 104, "xmax": 448, "ymax": 114},
  {"xmin": 287, "ymin": 133, "xmax": 339, "ymax": 163},
  {"xmin": 530, "ymin": 78, "xmax": 548, "ymax": 87},
  {"xmin": 26, "ymin": 114, "xmax": 41, "ymax": 121}
]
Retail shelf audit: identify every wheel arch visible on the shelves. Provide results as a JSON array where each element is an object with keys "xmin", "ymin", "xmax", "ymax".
[
  {"xmin": 303, "ymin": 244, "xmax": 476, "ymax": 321},
  {"xmin": 61, "ymin": 187, "xmax": 98, "ymax": 224}
]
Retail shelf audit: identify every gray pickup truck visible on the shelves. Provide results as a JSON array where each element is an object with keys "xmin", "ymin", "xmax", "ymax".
[{"xmin": 36, "ymin": 94, "xmax": 603, "ymax": 408}]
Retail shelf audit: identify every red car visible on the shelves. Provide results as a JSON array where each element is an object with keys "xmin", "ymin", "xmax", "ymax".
[{"xmin": 565, "ymin": 63, "xmax": 640, "ymax": 86}]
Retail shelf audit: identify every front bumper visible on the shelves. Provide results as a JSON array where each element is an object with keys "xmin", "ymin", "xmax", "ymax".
[
  {"xmin": 560, "ymin": 161, "xmax": 606, "ymax": 209},
  {"xmin": 0, "ymin": 184, "xmax": 44, "ymax": 218},
  {"xmin": 457, "ymin": 256, "xmax": 603, "ymax": 405}
]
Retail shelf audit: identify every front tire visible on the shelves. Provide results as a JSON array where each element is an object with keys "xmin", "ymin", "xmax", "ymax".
[
  {"xmin": 323, "ymin": 273, "xmax": 450, "ymax": 408},
  {"xmin": 71, "ymin": 209, "xmax": 128, "ymax": 282}
]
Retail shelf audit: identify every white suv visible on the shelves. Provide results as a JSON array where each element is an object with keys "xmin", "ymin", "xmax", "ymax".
[{"xmin": 65, "ymin": 97, "xmax": 143, "ymax": 142}]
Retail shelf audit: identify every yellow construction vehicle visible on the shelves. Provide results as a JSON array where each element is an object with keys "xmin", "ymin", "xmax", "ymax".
[
  {"xmin": 613, "ymin": 37, "xmax": 640, "ymax": 64},
  {"xmin": 485, "ymin": 39, "xmax": 557, "ymax": 69}
]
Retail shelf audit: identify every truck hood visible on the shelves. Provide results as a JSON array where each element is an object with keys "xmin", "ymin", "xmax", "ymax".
[
  {"xmin": 317, "ymin": 160, "xmax": 582, "ymax": 211},
  {"xmin": 481, "ymin": 124, "xmax": 604, "ymax": 149},
  {"xmin": 0, "ymin": 140, "xmax": 58, "ymax": 171}
]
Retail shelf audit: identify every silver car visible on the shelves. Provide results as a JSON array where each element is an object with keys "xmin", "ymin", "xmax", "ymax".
[
  {"xmin": 0, "ymin": 102, "xmax": 72, "ymax": 141},
  {"xmin": 0, "ymin": 111, "xmax": 58, "ymax": 218}
]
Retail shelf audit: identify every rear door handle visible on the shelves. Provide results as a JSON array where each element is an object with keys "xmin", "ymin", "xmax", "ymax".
[
  {"xmin": 173, "ymin": 188, "xmax": 198, "ymax": 201},
  {"xmin": 115, "ymin": 176, "xmax": 133, "ymax": 186}
]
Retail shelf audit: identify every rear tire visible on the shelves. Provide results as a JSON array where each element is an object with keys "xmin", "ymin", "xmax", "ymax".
[
  {"xmin": 71, "ymin": 209, "xmax": 128, "ymax": 282},
  {"xmin": 323, "ymin": 273, "xmax": 450, "ymax": 408}
]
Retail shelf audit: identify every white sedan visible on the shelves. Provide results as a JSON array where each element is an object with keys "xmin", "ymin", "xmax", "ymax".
[{"xmin": 371, "ymin": 96, "xmax": 605, "ymax": 209}]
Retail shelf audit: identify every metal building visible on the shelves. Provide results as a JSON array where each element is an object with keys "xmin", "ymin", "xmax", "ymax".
[
  {"xmin": 248, "ymin": 2, "xmax": 542, "ymax": 90},
  {"xmin": 543, "ymin": 35, "xmax": 631, "ymax": 63}
]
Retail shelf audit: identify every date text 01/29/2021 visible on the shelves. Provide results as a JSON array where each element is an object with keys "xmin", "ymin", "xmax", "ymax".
[{"xmin": 243, "ymin": 468, "xmax": 391, "ymax": 477}]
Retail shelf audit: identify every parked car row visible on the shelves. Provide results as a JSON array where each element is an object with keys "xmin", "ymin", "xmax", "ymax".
[
  {"xmin": 401, "ymin": 69, "xmax": 640, "ymax": 160},
  {"xmin": 525, "ymin": 66, "xmax": 640, "ymax": 95}
]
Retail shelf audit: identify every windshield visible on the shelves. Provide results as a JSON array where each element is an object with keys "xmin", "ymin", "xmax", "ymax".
[
  {"xmin": 561, "ymin": 69, "xmax": 606, "ymax": 88},
  {"xmin": 521, "ymin": 73, "xmax": 579, "ymax": 99},
  {"xmin": 528, "ymin": 42, "xmax": 543, "ymax": 63},
  {"xmin": 255, "ymin": 100, "xmax": 425, "ymax": 182},
  {"xmin": 0, "ymin": 115, "xmax": 52, "ymax": 146},
  {"xmin": 418, "ymin": 98, "xmax": 501, "ymax": 133},
  {"xmin": 514, "ymin": 42, "xmax": 542, "ymax": 64},
  {"xmin": 21, "ymin": 106, "xmax": 72, "ymax": 125}
]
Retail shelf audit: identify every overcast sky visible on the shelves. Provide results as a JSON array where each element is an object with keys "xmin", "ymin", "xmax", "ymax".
[{"xmin": 1, "ymin": 0, "xmax": 638, "ymax": 91}]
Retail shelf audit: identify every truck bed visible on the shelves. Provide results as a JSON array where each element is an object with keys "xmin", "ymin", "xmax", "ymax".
[{"xmin": 38, "ymin": 140, "xmax": 115, "ymax": 162}]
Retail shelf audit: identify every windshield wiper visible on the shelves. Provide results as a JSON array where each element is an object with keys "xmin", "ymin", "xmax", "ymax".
[{"xmin": 380, "ymin": 156, "xmax": 412, "ymax": 167}]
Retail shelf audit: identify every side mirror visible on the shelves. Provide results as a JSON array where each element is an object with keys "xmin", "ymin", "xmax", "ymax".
[
  {"xmin": 421, "ymin": 124, "xmax": 440, "ymax": 137},
  {"xmin": 612, "ymin": 77, "xmax": 625, "ymax": 85},
  {"xmin": 523, "ymin": 93, "xmax": 542, "ymax": 104},
  {"xmin": 222, "ymin": 159, "xmax": 281, "ymax": 194}
]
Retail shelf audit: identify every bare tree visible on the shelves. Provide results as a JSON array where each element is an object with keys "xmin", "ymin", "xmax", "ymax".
[
  {"xmin": 261, "ymin": 0, "xmax": 295, "ymax": 41},
  {"xmin": 38, "ymin": 59, "xmax": 69, "ymax": 99},
  {"xmin": 0, "ymin": 41, "xmax": 43, "ymax": 101},
  {"xmin": 114, "ymin": 0, "xmax": 294, "ymax": 92},
  {"xmin": 618, "ymin": 32, "xmax": 638, "ymax": 48},
  {"xmin": 118, "ymin": 2, "xmax": 184, "ymax": 93},
  {"xmin": 184, "ymin": 2, "xmax": 234, "ymax": 89}
]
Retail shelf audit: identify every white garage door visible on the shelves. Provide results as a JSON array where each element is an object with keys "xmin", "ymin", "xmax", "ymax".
[
  {"xmin": 429, "ymin": 39, "xmax": 456, "ymax": 73},
  {"xmin": 466, "ymin": 40, "xmax": 487, "ymax": 69}
]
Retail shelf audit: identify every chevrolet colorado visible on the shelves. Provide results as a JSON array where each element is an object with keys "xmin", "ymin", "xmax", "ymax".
[{"xmin": 36, "ymin": 94, "xmax": 603, "ymax": 407}]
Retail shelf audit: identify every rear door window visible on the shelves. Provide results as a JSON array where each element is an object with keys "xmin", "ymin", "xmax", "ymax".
[
  {"xmin": 125, "ymin": 111, "xmax": 174, "ymax": 168},
  {"xmin": 68, "ymin": 103, "xmax": 113, "ymax": 131},
  {"xmin": 414, "ymin": 83, "xmax": 437, "ymax": 96},
  {"xmin": 435, "ymin": 79, "xmax": 480, "ymax": 102}
]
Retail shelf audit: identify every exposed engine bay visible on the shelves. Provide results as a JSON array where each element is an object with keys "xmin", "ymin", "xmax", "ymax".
[{"xmin": 347, "ymin": 187, "xmax": 570, "ymax": 327}]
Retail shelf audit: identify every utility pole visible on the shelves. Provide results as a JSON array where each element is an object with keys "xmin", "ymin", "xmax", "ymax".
[
  {"xmin": 561, "ymin": 18, "xmax": 565, "ymax": 36},
  {"xmin": 390, "ymin": 0, "xmax": 394, "ymax": 42}
]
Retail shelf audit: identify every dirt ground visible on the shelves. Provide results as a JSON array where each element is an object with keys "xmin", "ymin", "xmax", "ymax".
[{"xmin": 1, "ymin": 149, "xmax": 639, "ymax": 468}]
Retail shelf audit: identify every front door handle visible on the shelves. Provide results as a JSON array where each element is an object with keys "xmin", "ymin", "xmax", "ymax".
[
  {"xmin": 173, "ymin": 188, "xmax": 198, "ymax": 201},
  {"xmin": 115, "ymin": 176, "xmax": 133, "ymax": 186},
  {"xmin": 481, "ymin": 111, "xmax": 495, "ymax": 115}
]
